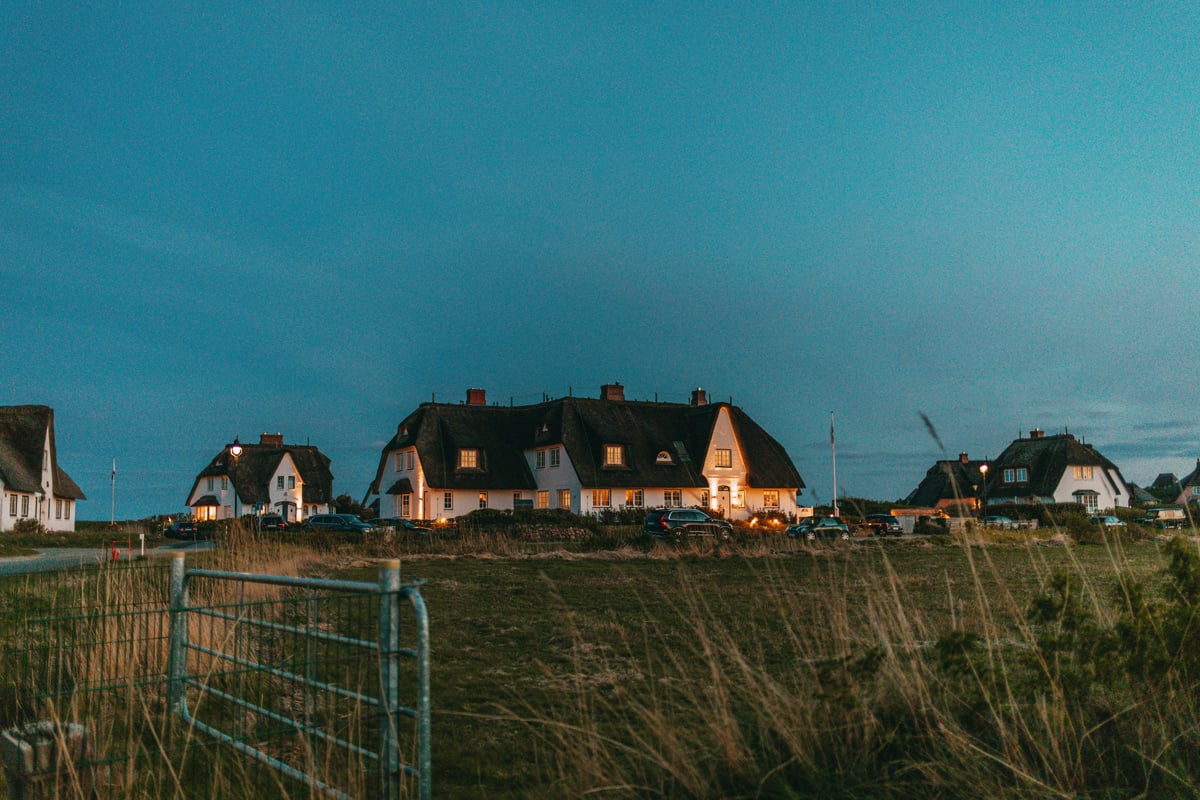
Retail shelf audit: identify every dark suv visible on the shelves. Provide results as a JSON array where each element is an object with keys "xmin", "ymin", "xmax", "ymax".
[
  {"xmin": 644, "ymin": 508, "xmax": 732, "ymax": 539},
  {"xmin": 302, "ymin": 514, "xmax": 372, "ymax": 533},
  {"xmin": 864, "ymin": 514, "xmax": 903, "ymax": 536}
]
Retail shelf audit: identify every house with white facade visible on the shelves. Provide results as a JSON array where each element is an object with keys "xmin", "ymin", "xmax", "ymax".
[
  {"xmin": 185, "ymin": 433, "xmax": 334, "ymax": 522},
  {"xmin": 0, "ymin": 405, "xmax": 86, "ymax": 532},
  {"xmin": 365, "ymin": 384, "xmax": 805, "ymax": 522},
  {"xmin": 984, "ymin": 428, "xmax": 1130, "ymax": 512}
]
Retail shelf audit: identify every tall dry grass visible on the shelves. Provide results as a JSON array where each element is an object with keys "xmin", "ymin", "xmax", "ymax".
[{"xmin": 512, "ymin": 536, "xmax": 1200, "ymax": 798}]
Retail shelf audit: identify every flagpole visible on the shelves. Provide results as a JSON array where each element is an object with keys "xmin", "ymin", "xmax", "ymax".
[
  {"xmin": 110, "ymin": 459, "xmax": 116, "ymax": 526},
  {"xmin": 830, "ymin": 412, "xmax": 838, "ymax": 518}
]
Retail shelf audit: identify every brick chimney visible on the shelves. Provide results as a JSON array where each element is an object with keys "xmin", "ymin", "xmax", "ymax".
[
  {"xmin": 466, "ymin": 388, "xmax": 487, "ymax": 406},
  {"xmin": 600, "ymin": 383, "xmax": 625, "ymax": 401},
  {"xmin": 959, "ymin": 452, "xmax": 969, "ymax": 464},
  {"xmin": 1030, "ymin": 428, "xmax": 1044, "ymax": 439},
  {"xmin": 260, "ymin": 433, "xmax": 283, "ymax": 447},
  {"xmin": 690, "ymin": 388, "xmax": 708, "ymax": 406}
]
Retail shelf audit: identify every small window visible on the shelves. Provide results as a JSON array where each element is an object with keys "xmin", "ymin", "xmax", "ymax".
[
  {"xmin": 700, "ymin": 490, "xmax": 709, "ymax": 508},
  {"xmin": 536, "ymin": 450, "xmax": 546, "ymax": 469},
  {"xmin": 277, "ymin": 476, "xmax": 285, "ymax": 490},
  {"xmin": 478, "ymin": 491, "xmax": 488, "ymax": 509},
  {"xmin": 1003, "ymin": 468, "xmax": 1015, "ymax": 483},
  {"xmin": 656, "ymin": 450, "xmax": 673, "ymax": 464},
  {"xmin": 604, "ymin": 445, "xmax": 625, "ymax": 467},
  {"xmin": 715, "ymin": 449, "xmax": 732, "ymax": 468},
  {"xmin": 593, "ymin": 488, "xmax": 611, "ymax": 507},
  {"xmin": 513, "ymin": 492, "xmax": 523, "ymax": 506},
  {"xmin": 407, "ymin": 452, "xmax": 415, "ymax": 471},
  {"xmin": 222, "ymin": 477, "xmax": 228, "ymax": 489},
  {"xmin": 1193, "ymin": 487, "xmax": 1200, "ymax": 496},
  {"xmin": 625, "ymin": 489, "xmax": 644, "ymax": 508},
  {"xmin": 9, "ymin": 495, "xmax": 16, "ymax": 516},
  {"xmin": 444, "ymin": 492, "xmax": 453, "ymax": 511},
  {"xmin": 459, "ymin": 449, "xmax": 480, "ymax": 469},
  {"xmin": 664, "ymin": 490, "xmax": 682, "ymax": 508},
  {"xmin": 558, "ymin": 489, "xmax": 570, "ymax": 509},
  {"xmin": 1016, "ymin": 467, "xmax": 1028, "ymax": 482},
  {"xmin": 55, "ymin": 499, "xmax": 62, "ymax": 519},
  {"xmin": 401, "ymin": 494, "xmax": 411, "ymax": 517},
  {"xmin": 537, "ymin": 490, "xmax": 550, "ymax": 509},
  {"xmin": 763, "ymin": 491, "xmax": 779, "ymax": 508},
  {"xmin": 395, "ymin": 453, "xmax": 403, "ymax": 471},
  {"xmin": 288, "ymin": 476, "xmax": 296, "ymax": 489},
  {"xmin": 64, "ymin": 500, "xmax": 70, "ymax": 520},
  {"xmin": 550, "ymin": 448, "xmax": 560, "ymax": 467},
  {"xmin": 1072, "ymin": 466, "xmax": 1093, "ymax": 480},
  {"xmin": 21, "ymin": 496, "xmax": 28, "ymax": 517}
]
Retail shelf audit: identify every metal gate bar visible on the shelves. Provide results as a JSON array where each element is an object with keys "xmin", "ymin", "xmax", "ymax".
[{"xmin": 167, "ymin": 555, "xmax": 430, "ymax": 800}]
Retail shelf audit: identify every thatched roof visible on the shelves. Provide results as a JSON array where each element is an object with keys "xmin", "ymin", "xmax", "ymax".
[{"xmin": 0, "ymin": 405, "xmax": 85, "ymax": 499}]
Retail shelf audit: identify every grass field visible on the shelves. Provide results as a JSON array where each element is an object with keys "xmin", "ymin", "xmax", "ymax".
[
  {"xmin": 3, "ymin": 528, "xmax": 1199, "ymax": 798},
  {"xmin": 360, "ymin": 535, "xmax": 1176, "ymax": 798}
]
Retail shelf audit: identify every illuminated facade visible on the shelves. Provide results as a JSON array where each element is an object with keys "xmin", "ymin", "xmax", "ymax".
[
  {"xmin": 185, "ymin": 433, "xmax": 333, "ymax": 522},
  {"xmin": 366, "ymin": 384, "xmax": 805, "ymax": 522}
]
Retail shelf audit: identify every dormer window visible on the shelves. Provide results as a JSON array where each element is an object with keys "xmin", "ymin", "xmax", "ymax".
[
  {"xmin": 604, "ymin": 444, "xmax": 626, "ymax": 467},
  {"xmin": 1002, "ymin": 467, "xmax": 1028, "ymax": 483},
  {"xmin": 656, "ymin": 450, "xmax": 673, "ymax": 464},
  {"xmin": 458, "ymin": 448, "xmax": 482, "ymax": 469}
]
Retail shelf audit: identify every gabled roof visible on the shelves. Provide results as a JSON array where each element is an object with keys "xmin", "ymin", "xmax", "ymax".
[
  {"xmin": 905, "ymin": 458, "xmax": 987, "ymax": 506},
  {"xmin": 0, "ymin": 405, "xmax": 85, "ymax": 499},
  {"xmin": 1179, "ymin": 460, "xmax": 1200, "ymax": 488},
  {"xmin": 189, "ymin": 440, "xmax": 334, "ymax": 506},
  {"xmin": 987, "ymin": 431, "xmax": 1125, "ymax": 499},
  {"xmin": 372, "ymin": 395, "xmax": 804, "ymax": 492}
]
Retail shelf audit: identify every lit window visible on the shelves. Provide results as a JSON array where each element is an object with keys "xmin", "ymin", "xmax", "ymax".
[
  {"xmin": 537, "ymin": 490, "xmax": 550, "ymax": 509},
  {"xmin": 288, "ymin": 476, "xmax": 296, "ymax": 489},
  {"xmin": 558, "ymin": 489, "xmax": 570, "ymax": 509},
  {"xmin": 550, "ymin": 448, "xmax": 560, "ymax": 467},
  {"xmin": 401, "ymin": 494, "xmax": 411, "ymax": 517},
  {"xmin": 478, "ymin": 491, "xmax": 488, "ymax": 509},
  {"xmin": 593, "ymin": 489, "xmax": 611, "ymax": 507},
  {"xmin": 763, "ymin": 491, "xmax": 779, "ymax": 508},
  {"xmin": 604, "ymin": 445, "xmax": 625, "ymax": 467},
  {"xmin": 625, "ymin": 489, "xmax": 644, "ymax": 507},
  {"xmin": 656, "ymin": 450, "xmax": 672, "ymax": 464},
  {"xmin": 444, "ymin": 492, "xmax": 453, "ymax": 511},
  {"xmin": 1072, "ymin": 466, "xmax": 1093, "ymax": 480},
  {"xmin": 715, "ymin": 449, "xmax": 732, "ymax": 468},
  {"xmin": 700, "ymin": 490, "xmax": 709, "ymax": 508},
  {"xmin": 459, "ymin": 449, "xmax": 480, "ymax": 469},
  {"xmin": 536, "ymin": 450, "xmax": 546, "ymax": 469},
  {"xmin": 664, "ymin": 490, "xmax": 682, "ymax": 508},
  {"xmin": 277, "ymin": 476, "xmax": 285, "ymax": 490}
]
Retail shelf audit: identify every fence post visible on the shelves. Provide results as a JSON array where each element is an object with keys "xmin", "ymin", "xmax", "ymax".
[
  {"xmin": 411, "ymin": 588, "xmax": 432, "ymax": 800},
  {"xmin": 378, "ymin": 559, "xmax": 402, "ymax": 800},
  {"xmin": 167, "ymin": 554, "xmax": 188, "ymax": 720}
]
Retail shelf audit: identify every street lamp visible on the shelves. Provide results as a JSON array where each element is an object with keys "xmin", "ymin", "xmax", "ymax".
[
  {"xmin": 978, "ymin": 462, "xmax": 989, "ymax": 520},
  {"xmin": 230, "ymin": 438, "xmax": 243, "ymax": 520}
]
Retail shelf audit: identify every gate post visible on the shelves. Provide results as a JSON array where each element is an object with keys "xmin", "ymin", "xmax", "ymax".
[
  {"xmin": 167, "ymin": 554, "xmax": 188, "ymax": 720},
  {"xmin": 378, "ymin": 559, "xmax": 402, "ymax": 800}
]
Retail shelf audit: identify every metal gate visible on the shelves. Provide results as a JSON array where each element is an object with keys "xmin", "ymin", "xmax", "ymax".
[{"xmin": 166, "ymin": 555, "xmax": 430, "ymax": 800}]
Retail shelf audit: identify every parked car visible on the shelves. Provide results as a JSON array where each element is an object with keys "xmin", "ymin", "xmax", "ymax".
[
  {"xmin": 787, "ymin": 517, "xmax": 850, "ymax": 540},
  {"xmin": 302, "ymin": 514, "xmax": 372, "ymax": 533},
  {"xmin": 1090, "ymin": 515, "xmax": 1126, "ymax": 528},
  {"xmin": 370, "ymin": 518, "xmax": 433, "ymax": 535},
  {"xmin": 1138, "ymin": 507, "xmax": 1186, "ymax": 530},
  {"xmin": 258, "ymin": 514, "xmax": 287, "ymax": 531},
  {"xmin": 982, "ymin": 515, "xmax": 1014, "ymax": 529},
  {"xmin": 164, "ymin": 520, "xmax": 199, "ymax": 539},
  {"xmin": 644, "ymin": 508, "xmax": 732, "ymax": 539},
  {"xmin": 864, "ymin": 514, "xmax": 903, "ymax": 536}
]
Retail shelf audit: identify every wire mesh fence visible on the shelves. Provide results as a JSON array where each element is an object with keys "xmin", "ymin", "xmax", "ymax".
[{"xmin": 0, "ymin": 557, "xmax": 429, "ymax": 799}]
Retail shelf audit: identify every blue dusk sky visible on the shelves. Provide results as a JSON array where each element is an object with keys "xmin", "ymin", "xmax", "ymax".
[{"xmin": 3, "ymin": 3, "xmax": 1199, "ymax": 519}]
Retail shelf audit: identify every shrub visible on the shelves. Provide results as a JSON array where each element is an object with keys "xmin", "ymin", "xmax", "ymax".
[{"xmin": 12, "ymin": 519, "xmax": 46, "ymax": 536}]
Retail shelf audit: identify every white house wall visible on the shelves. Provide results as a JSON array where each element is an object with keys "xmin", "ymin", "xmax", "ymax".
[
  {"xmin": 1052, "ymin": 466, "xmax": 1127, "ymax": 510},
  {"xmin": 527, "ymin": 445, "xmax": 583, "ymax": 514}
]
